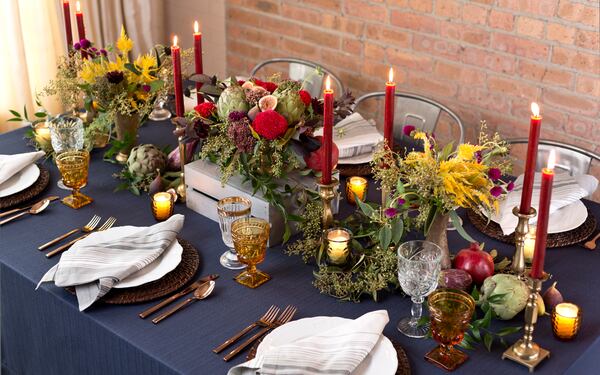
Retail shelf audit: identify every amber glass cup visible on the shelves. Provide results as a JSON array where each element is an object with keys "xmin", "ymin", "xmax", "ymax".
[
  {"xmin": 56, "ymin": 150, "xmax": 93, "ymax": 209},
  {"xmin": 425, "ymin": 289, "xmax": 475, "ymax": 371},
  {"xmin": 232, "ymin": 217, "xmax": 270, "ymax": 288}
]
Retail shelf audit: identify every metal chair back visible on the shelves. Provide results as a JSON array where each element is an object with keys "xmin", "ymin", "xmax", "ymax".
[
  {"xmin": 250, "ymin": 58, "xmax": 345, "ymax": 98},
  {"xmin": 353, "ymin": 92, "xmax": 464, "ymax": 146},
  {"xmin": 507, "ymin": 138, "xmax": 600, "ymax": 175}
]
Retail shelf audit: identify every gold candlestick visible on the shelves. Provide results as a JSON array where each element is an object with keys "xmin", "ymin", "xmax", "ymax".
[
  {"xmin": 502, "ymin": 275, "xmax": 550, "ymax": 372},
  {"xmin": 174, "ymin": 123, "xmax": 187, "ymax": 203},
  {"xmin": 511, "ymin": 206, "xmax": 537, "ymax": 275},
  {"xmin": 317, "ymin": 177, "xmax": 339, "ymax": 229}
]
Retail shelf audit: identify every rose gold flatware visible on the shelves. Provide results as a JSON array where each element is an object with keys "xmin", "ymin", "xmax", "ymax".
[
  {"xmin": 46, "ymin": 216, "xmax": 117, "ymax": 258},
  {"xmin": 0, "ymin": 199, "xmax": 50, "ymax": 225},
  {"xmin": 38, "ymin": 215, "xmax": 101, "ymax": 250},
  {"xmin": 584, "ymin": 232, "xmax": 600, "ymax": 250},
  {"xmin": 151, "ymin": 280, "xmax": 215, "ymax": 324},
  {"xmin": 139, "ymin": 274, "xmax": 219, "ymax": 319},
  {"xmin": 213, "ymin": 305, "xmax": 280, "ymax": 354},
  {"xmin": 0, "ymin": 196, "xmax": 59, "ymax": 218},
  {"xmin": 223, "ymin": 305, "xmax": 297, "ymax": 362}
]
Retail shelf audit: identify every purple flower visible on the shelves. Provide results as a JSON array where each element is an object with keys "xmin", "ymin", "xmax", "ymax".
[
  {"xmin": 228, "ymin": 111, "xmax": 247, "ymax": 122},
  {"xmin": 475, "ymin": 151, "xmax": 482, "ymax": 163},
  {"xmin": 396, "ymin": 198, "xmax": 406, "ymax": 206},
  {"xmin": 403, "ymin": 125, "xmax": 415, "ymax": 136},
  {"xmin": 227, "ymin": 117, "xmax": 255, "ymax": 153},
  {"xmin": 142, "ymin": 84, "xmax": 151, "ymax": 93},
  {"xmin": 507, "ymin": 181, "xmax": 515, "ymax": 192},
  {"xmin": 100, "ymin": 49, "xmax": 107, "ymax": 56},
  {"xmin": 80, "ymin": 38, "xmax": 91, "ymax": 49},
  {"xmin": 490, "ymin": 186, "xmax": 503, "ymax": 198},
  {"xmin": 384, "ymin": 207, "xmax": 399, "ymax": 218},
  {"xmin": 488, "ymin": 167, "xmax": 501, "ymax": 181},
  {"xmin": 105, "ymin": 70, "xmax": 124, "ymax": 84},
  {"xmin": 73, "ymin": 42, "xmax": 81, "ymax": 50}
]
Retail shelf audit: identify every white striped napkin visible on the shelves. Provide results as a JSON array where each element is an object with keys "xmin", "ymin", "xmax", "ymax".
[
  {"xmin": 315, "ymin": 113, "xmax": 383, "ymax": 161},
  {"xmin": 37, "ymin": 214, "xmax": 184, "ymax": 311},
  {"xmin": 0, "ymin": 151, "xmax": 44, "ymax": 186},
  {"xmin": 494, "ymin": 173, "xmax": 597, "ymax": 235},
  {"xmin": 228, "ymin": 310, "xmax": 389, "ymax": 375}
]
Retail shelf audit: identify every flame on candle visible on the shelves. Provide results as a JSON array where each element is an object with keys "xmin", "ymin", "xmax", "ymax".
[
  {"xmin": 388, "ymin": 67, "xmax": 394, "ymax": 83},
  {"xmin": 547, "ymin": 150, "xmax": 556, "ymax": 170},
  {"xmin": 173, "ymin": 35, "xmax": 178, "ymax": 47},
  {"xmin": 75, "ymin": 1, "xmax": 81, "ymax": 12},
  {"xmin": 194, "ymin": 21, "xmax": 200, "ymax": 34},
  {"xmin": 325, "ymin": 76, "xmax": 331, "ymax": 91},
  {"xmin": 531, "ymin": 102, "xmax": 540, "ymax": 117}
]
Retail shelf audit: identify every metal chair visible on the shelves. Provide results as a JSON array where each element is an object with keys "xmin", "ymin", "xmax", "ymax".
[
  {"xmin": 353, "ymin": 92, "xmax": 465, "ymax": 146},
  {"xmin": 507, "ymin": 138, "xmax": 600, "ymax": 175},
  {"xmin": 250, "ymin": 58, "xmax": 345, "ymax": 98}
]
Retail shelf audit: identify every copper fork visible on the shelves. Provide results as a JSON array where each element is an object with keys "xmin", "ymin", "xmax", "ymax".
[
  {"xmin": 38, "ymin": 215, "xmax": 101, "ymax": 250},
  {"xmin": 223, "ymin": 305, "xmax": 297, "ymax": 362},
  {"xmin": 46, "ymin": 216, "xmax": 117, "ymax": 258},
  {"xmin": 213, "ymin": 305, "xmax": 280, "ymax": 354}
]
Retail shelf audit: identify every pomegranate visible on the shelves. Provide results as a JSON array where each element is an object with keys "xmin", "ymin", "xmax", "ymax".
[
  {"xmin": 304, "ymin": 136, "xmax": 339, "ymax": 172},
  {"xmin": 453, "ymin": 242, "xmax": 494, "ymax": 285}
]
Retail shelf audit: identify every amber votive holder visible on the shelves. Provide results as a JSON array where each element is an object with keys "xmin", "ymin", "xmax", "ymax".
[
  {"xmin": 345, "ymin": 176, "xmax": 368, "ymax": 205},
  {"xmin": 152, "ymin": 192, "xmax": 174, "ymax": 221},
  {"xmin": 552, "ymin": 303, "xmax": 581, "ymax": 341}
]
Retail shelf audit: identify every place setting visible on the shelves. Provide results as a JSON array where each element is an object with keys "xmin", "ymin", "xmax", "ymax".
[{"xmin": 0, "ymin": 150, "xmax": 51, "ymax": 210}]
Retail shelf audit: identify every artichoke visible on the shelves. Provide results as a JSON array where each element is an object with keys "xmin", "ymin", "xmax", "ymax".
[
  {"xmin": 217, "ymin": 86, "xmax": 249, "ymax": 120},
  {"xmin": 126, "ymin": 144, "xmax": 167, "ymax": 176},
  {"xmin": 273, "ymin": 87, "xmax": 305, "ymax": 125},
  {"xmin": 480, "ymin": 274, "xmax": 529, "ymax": 320}
]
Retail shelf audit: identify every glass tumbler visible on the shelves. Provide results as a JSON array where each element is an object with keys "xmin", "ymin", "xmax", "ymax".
[{"xmin": 217, "ymin": 197, "xmax": 252, "ymax": 269}]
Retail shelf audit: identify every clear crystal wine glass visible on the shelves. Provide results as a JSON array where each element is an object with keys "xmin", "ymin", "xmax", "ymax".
[
  {"xmin": 148, "ymin": 93, "xmax": 172, "ymax": 121},
  {"xmin": 397, "ymin": 240, "xmax": 443, "ymax": 338},
  {"xmin": 49, "ymin": 115, "xmax": 84, "ymax": 190},
  {"xmin": 217, "ymin": 197, "xmax": 252, "ymax": 270}
]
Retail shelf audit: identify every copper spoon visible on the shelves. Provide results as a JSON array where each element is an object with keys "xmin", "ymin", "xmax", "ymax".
[
  {"xmin": 152, "ymin": 280, "xmax": 215, "ymax": 324},
  {"xmin": 0, "ymin": 199, "xmax": 50, "ymax": 225},
  {"xmin": 584, "ymin": 232, "xmax": 600, "ymax": 250}
]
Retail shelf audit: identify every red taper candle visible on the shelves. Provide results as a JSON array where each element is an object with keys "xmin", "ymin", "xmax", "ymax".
[
  {"xmin": 519, "ymin": 102, "xmax": 542, "ymax": 214},
  {"xmin": 193, "ymin": 21, "xmax": 204, "ymax": 105},
  {"xmin": 63, "ymin": 1, "xmax": 73, "ymax": 50},
  {"xmin": 172, "ymin": 36, "xmax": 184, "ymax": 118},
  {"xmin": 75, "ymin": 1, "xmax": 87, "ymax": 59},
  {"xmin": 384, "ymin": 67, "xmax": 396, "ymax": 150},
  {"xmin": 321, "ymin": 76, "xmax": 334, "ymax": 185},
  {"xmin": 530, "ymin": 150, "xmax": 555, "ymax": 279}
]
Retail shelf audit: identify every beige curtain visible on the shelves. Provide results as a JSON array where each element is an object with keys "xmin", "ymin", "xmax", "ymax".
[{"xmin": 0, "ymin": 0, "xmax": 164, "ymax": 134}]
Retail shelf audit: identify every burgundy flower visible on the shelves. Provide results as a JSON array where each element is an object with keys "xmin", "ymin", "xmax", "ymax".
[
  {"xmin": 396, "ymin": 198, "xmax": 406, "ymax": 206},
  {"xmin": 403, "ymin": 125, "xmax": 415, "ymax": 136},
  {"xmin": 475, "ymin": 151, "xmax": 483, "ymax": 163},
  {"xmin": 106, "ymin": 70, "xmax": 124, "ymax": 84},
  {"xmin": 100, "ymin": 49, "xmax": 107, "ymax": 56},
  {"xmin": 79, "ymin": 38, "xmax": 91, "ymax": 49},
  {"xmin": 228, "ymin": 111, "xmax": 247, "ymax": 122},
  {"xmin": 490, "ymin": 186, "xmax": 503, "ymax": 197},
  {"xmin": 73, "ymin": 42, "xmax": 81, "ymax": 50},
  {"xmin": 488, "ymin": 167, "xmax": 501, "ymax": 181},
  {"xmin": 227, "ymin": 118, "xmax": 255, "ymax": 153},
  {"xmin": 311, "ymin": 98, "xmax": 323, "ymax": 115},
  {"xmin": 384, "ymin": 207, "xmax": 399, "ymax": 218},
  {"xmin": 507, "ymin": 181, "xmax": 515, "ymax": 192},
  {"xmin": 142, "ymin": 84, "xmax": 151, "ymax": 93}
]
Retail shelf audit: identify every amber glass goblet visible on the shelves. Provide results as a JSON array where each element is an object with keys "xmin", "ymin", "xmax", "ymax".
[
  {"xmin": 231, "ymin": 217, "xmax": 270, "ymax": 289},
  {"xmin": 425, "ymin": 289, "xmax": 475, "ymax": 371},
  {"xmin": 56, "ymin": 150, "xmax": 93, "ymax": 209}
]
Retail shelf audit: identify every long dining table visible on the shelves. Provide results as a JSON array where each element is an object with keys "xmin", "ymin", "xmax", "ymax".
[{"xmin": 1, "ymin": 120, "xmax": 599, "ymax": 375}]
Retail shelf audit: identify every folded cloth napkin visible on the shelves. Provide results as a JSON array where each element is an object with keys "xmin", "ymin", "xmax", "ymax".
[
  {"xmin": 493, "ymin": 173, "xmax": 598, "ymax": 235},
  {"xmin": 228, "ymin": 310, "xmax": 389, "ymax": 375},
  {"xmin": 37, "ymin": 214, "xmax": 184, "ymax": 311},
  {"xmin": 315, "ymin": 113, "xmax": 383, "ymax": 160},
  {"xmin": 0, "ymin": 151, "xmax": 44, "ymax": 186}
]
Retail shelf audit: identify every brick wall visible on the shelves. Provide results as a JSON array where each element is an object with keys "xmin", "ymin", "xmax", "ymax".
[{"xmin": 225, "ymin": 0, "xmax": 600, "ymax": 197}]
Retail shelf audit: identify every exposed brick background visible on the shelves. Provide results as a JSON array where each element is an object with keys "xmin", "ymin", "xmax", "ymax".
[{"xmin": 225, "ymin": 0, "xmax": 600, "ymax": 200}]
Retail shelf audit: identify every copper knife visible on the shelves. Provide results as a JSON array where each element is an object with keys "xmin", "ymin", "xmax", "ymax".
[
  {"xmin": 0, "ymin": 196, "xmax": 60, "ymax": 218},
  {"xmin": 139, "ymin": 274, "xmax": 219, "ymax": 319}
]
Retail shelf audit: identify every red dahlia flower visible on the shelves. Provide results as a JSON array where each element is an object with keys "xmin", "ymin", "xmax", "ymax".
[
  {"xmin": 253, "ymin": 79, "xmax": 278, "ymax": 93},
  {"xmin": 252, "ymin": 110, "xmax": 288, "ymax": 140},
  {"xmin": 298, "ymin": 90, "xmax": 312, "ymax": 106},
  {"xmin": 194, "ymin": 102, "xmax": 217, "ymax": 118}
]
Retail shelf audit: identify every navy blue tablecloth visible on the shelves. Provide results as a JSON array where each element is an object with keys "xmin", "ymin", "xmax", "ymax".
[{"xmin": 1, "ymin": 122, "xmax": 599, "ymax": 375}]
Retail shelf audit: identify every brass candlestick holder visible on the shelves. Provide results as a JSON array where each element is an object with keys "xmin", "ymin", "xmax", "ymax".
[
  {"xmin": 502, "ymin": 275, "xmax": 550, "ymax": 372},
  {"xmin": 317, "ymin": 177, "xmax": 339, "ymax": 229},
  {"xmin": 511, "ymin": 206, "xmax": 537, "ymax": 275}
]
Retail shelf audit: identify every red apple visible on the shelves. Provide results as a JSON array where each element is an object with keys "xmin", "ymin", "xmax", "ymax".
[
  {"xmin": 304, "ymin": 136, "xmax": 339, "ymax": 172},
  {"xmin": 453, "ymin": 242, "xmax": 494, "ymax": 285}
]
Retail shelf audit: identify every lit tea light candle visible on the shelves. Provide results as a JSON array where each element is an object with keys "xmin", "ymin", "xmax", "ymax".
[
  {"xmin": 326, "ymin": 228, "xmax": 351, "ymax": 265},
  {"xmin": 152, "ymin": 192, "xmax": 174, "ymax": 221},
  {"xmin": 34, "ymin": 122, "xmax": 52, "ymax": 148},
  {"xmin": 523, "ymin": 226, "xmax": 536, "ymax": 264},
  {"xmin": 346, "ymin": 176, "xmax": 368, "ymax": 205},
  {"xmin": 552, "ymin": 303, "xmax": 581, "ymax": 340}
]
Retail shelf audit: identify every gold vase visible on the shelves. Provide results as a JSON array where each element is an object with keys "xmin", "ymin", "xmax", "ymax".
[
  {"xmin": 425, "ymin": 212, "xmax": 452, "ymax": 269},
  {"xmin": 114, "ymin": 112, "xmax": 140, "ymax": 163}
]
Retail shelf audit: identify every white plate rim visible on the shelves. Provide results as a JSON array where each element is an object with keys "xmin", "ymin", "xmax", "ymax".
[
  {"xmin": 256, "ymin": 316, "xmax": 398, "ymax": 375},
  {"xmin": 0, "ymin": 163, "xmax": 40, "ymax": 197}
]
